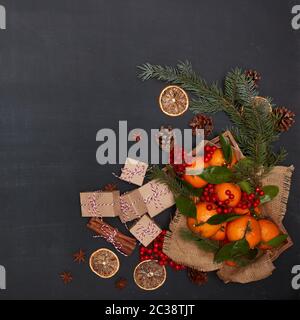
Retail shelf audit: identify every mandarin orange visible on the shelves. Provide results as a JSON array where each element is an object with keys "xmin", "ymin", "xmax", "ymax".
[
  {"xmin": 258, "ymin": 219, "xmax": 280, "ymax": 250},
  {"xmin": 183, "ymin": 157, "xmax": 208, "ymax": 188},
  {"xmin": 186, "ymin": 202, "xmax": 221, "ymax": 238},
  {"xmin": 226, "ymin": 216, "xmax": 261, "ymax": 249},
  {"xmin": 215, "ymin": 183, "xmax": 242, "ymax": 208}
]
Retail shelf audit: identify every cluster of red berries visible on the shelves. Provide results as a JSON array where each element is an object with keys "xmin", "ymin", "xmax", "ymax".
[
  {"xmin": 199, "ymin": 184, "xmax": 234, "ymax": 213},
  {"xmin": 204, "ymin": 145, "xmax": 217, "ymax": 163},
  {"xmin": 169, "ymin": 146, "xmax": 191, "ymax": 175},
  {"xmin": 139, "ymin": 230, "xmax": 186, "ymax": 271},
  {"xmin": 236, "ymin": 187, "xmax": 264, "ymax": 209}
]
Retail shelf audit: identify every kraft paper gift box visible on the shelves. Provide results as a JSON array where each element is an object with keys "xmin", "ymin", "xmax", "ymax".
[
  {"xmin": 129, "ymin": 214, "xmax": 162, "ymax": 247},
  {"xmin": 119, "ymin": 158, "xmax": 148, "ymax": 186},
  {"xmin": 119, "ymin": 189, "xmax": 148, "ymax": 223},
  {"xmin": 80, "ymin": 191, "xmax": 121, "ymax": 217},
  {"xmin": 139, "ymin": 179, "xmax": 175, "ymax": 218}
]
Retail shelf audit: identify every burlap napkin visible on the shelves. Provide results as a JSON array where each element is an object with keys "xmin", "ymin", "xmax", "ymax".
[{"xmin": 163, "ymin": 165, "xmax": 294, "ymax": 283}]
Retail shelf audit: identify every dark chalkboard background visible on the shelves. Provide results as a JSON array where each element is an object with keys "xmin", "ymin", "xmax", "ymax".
[{"xmin": 0, "ymin": 0, "xmax": 299, "ymax": 300}]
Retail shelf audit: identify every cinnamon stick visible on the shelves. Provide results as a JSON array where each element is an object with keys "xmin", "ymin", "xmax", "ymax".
[{"xmin": 87, "ymin": 218, "xmax": 136, "ymax": 256}]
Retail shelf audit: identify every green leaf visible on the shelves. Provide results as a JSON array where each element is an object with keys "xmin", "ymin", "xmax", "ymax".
[
  {"xmin": 175, "ymin": 196, "xmax": 197, "ymax": 218},
  {"xmin": 200, "ymin": 166, "xmax": 233, "ymax": 184},
  {"xmin": 206, "ymin": 214, "xmax": 241, "ymax": 225},
  {"xmin": 219, "ymin": 134, "xmax": 232, "ymax": 164},
  {"xmin": 214, "ymin": 239, "xmax": 249, "ymax": 263},
  {"xmin": 179, "ymin": 179, "xmax": 203, "ymax": 197},
  {"xmin": 232, "ymin": 248, "xmax": 259, "ymax": 267},
  {"xmin": 260, "ymin": 185, "xmax": 279, "ymax": 204},
  {"xmin": 265, "ymin": 234, "xmax": 288, "ymax": 248},
  {"xmin": 196, "ymin": 238, "xmax": 220, "ymax": 253},
  {"xmin": 179, "ymin": 229, "xmax": 219, "ymax": 253},
  {"xmin": 237, "ymin": 180, "xmax": 253, "ymax": 194}
]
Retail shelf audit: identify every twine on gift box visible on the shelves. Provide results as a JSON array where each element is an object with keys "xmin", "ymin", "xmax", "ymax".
[
  {"xmin": 119, "ymin": 193, "xmax": 143, "ymax": 225},
  {"xmin": 143, "ymin": 182, "xmax": 171, "ymax": 209},
  {"xmin": 112, "ymin": 160, "xmax": 147, "ymax": 184},
  {"xmin": 134, "ymin": 221, "xmax": 161, "ymax": 244},
  {"xmin": 81, "ymin": 191, "xmax": 116, "ymax": 218}
]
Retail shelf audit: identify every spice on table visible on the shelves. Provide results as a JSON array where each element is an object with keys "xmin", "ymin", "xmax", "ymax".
[{"xmin": 73, "ymin": 249, "xmax": 86, "ymax": 264}]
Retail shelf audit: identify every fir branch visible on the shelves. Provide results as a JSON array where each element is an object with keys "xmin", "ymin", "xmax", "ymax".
[
  {"xmin": 138, "ymin": 61, "xmax": 288, "ymax": 182},
  {"xmin": 148, "ymin": 165, "xmax": 191, "ymax": 198},
  {"xmin": 224, "ymin": 68, "xmax": 258, "ymax": 106}
]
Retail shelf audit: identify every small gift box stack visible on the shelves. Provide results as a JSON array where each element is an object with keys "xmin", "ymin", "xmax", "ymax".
[{"xmin": 80, "ymin": 157, "xmax": 175, "ymax": 250}]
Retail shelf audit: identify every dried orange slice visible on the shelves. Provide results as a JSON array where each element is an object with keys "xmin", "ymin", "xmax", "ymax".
[
  {"xmin": 89, "ymin": 248, "xmax": 120, "ymax": 279},
  {"xmin": 134, "ymin": 260, "xmax": 166, "ymax": 291},
  {"xmin": 159, "ymin": 85, "xmax": 189, "ymax": 116}
]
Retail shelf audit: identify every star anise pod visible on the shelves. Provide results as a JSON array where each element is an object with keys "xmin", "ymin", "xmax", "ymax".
[
  {"xmin": 189, "ymin": 114, "xmax": 213, "ymax": 138},
  {"xmin": 60, "ymin": 272, "xmax": 73, "ymax": 284},
  {"xmin": 187, "ymin": 268, "xmax": 208, "ymax": 286},
  {"xmin": 245, "ymin": 69, "xmax": 261, "ymax": 87},
  {"xmin": 115, "ymin": 277, "xmax": 128, "ymax": 290},
  {"xmin": 273, "ymin": 107, "xmax": 296, "ymax": 132},
  {"xmin": 103, "ymin": 183, "xmax": 118, "ymax": 192},
  {"xmin": 73, "ymin": 249, "xmax": 86, "ymax": 263}
]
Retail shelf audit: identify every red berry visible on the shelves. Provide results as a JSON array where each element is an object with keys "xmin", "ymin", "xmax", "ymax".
[
  {"xmin": 206, "ymin": 204, "xmax": 213, "ymax": 211},
  {"xmin": 225, "ymin": 190, "xmax": 231, "ymax": 195},
  {"xmin": 203, "ymin": 191, "xmax": 209, "ymax": 196},
  {"xmin": 255, "ymin": 187, "xmax": 261, "ymax": 193},
  {"xmin": 259, "ymin": 191, "xmax": 265, "ymax": 196},
  {"xmin": 205, "ymin": 196, "xmax": 210, "ymax": 202},
  {"xmin": 212, "ymin": 196, "xmax": 218, "ymax": 202},
  {"xmin": 212, "ymin": 146, "xmax": 217, "ymax": 151},
  {"xmin": 204, "ymin": 157, "xmax": 210, "ymax": 163},
  {"xmin": 205, "ymin": 145, "xmax": 211, "ymax": 152},
  {"xmin": 242, "ymin": 204, "xmax": 248, "ymax": 210},
  {"xmin": 175, "ymin": 265, "xmax": 181, "ymax": 271},
  {"xmin": 229, "ymin": 194, "xmax": 235, "ymax": 200},
  {"xmin": 217, "ymin": 207, "xmax": 222, "ymax": 214},
  {"xmin": 169, "ymin": 261, "xmax": 175, "ymax": 267}
]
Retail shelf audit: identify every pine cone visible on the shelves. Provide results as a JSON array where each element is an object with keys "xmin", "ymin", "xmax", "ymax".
[
  {"xmin": 156, "ymin": 125, "xmax": 174, "ymax": 151},
  {"xmin": 245, "ymin": 69, "xmax": 261, "ymax": 87},
  {"xmin": 189, "ymin": 114, "xmax": 213, "ymax": 138},
  {"xmin": 103, "ymin": 183, "xmax": 118, "ymax": 192},
  {"xmin": 187, "ymin": 268, "xmax": 208, "ymax": 285},
  {"xmin": 273, "ymin": 107, "xmax": 295, "ymax": 132}
]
